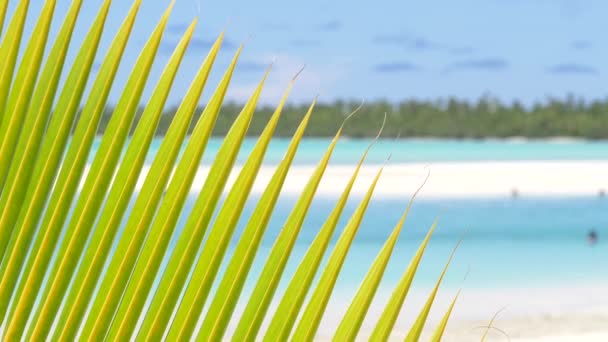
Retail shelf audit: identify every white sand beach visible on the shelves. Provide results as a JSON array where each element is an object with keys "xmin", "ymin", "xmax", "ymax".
[
  {"xmin": 308, "ymin": 285, "xmax": 608, "ymax": 341},
  {"xmin": 269, "ymin": 161, "xmax": 608, "ymax": 198},
  {"xmin": 129, "ymin": 160, "xmax": 608, "ymax": 198},
  {"xmin": 121, "ymin": 161, "xmax": 608, "ymax": 341},
  {"xmin": 220, "ymin": 285, "xmax": 608, "ymax": 341},
  {"xmin": 433, "ymin": 286, "xmax": 608, "ymax": 341}
]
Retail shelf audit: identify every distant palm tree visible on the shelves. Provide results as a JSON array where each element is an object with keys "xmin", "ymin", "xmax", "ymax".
[{"xmin": 0, "ymin": 1, "xmax": 458, "ymax": 340}]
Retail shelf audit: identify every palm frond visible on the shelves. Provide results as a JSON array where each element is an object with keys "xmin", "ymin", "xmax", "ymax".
[
  {"xmin": 405, "ymin": 240, "xmax": 459, "ymax": 341},
  {"xmin": 369, "ymin": 218, "xmax": 440, "ymax": 341},
  {"xmin": 0, "ymin": 1, "xmax": 464, "ymax": 341},
  {"xmin": 0, "ymin": 0, "xmax": 56, "ymax": 249},
  {"xmin": 232, "ymin": 121, "xmax": 345, "ymax": 341},
  {"xmin": 263, "ymin": 132, "xmax": 368, "ymax": 342},
  {"xmin": 0, "ymin": 0, "xmax": 31, "ymax": 153},
  {"xmin": 291, "ymin": 168, "xmax": 383, "ymax": 341},
  {"xmin": 430, "ymin": 289, "xmax": 460, "ymax": 341}
]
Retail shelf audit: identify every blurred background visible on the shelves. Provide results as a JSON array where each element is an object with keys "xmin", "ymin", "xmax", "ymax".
[{"xmin": 10, "ymin": 0, "xmax": 608, "ymax": 340}]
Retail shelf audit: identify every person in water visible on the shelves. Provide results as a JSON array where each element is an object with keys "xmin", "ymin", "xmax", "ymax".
[{"xmin": 588, "ymin": 229, "xmax": 598, "ymax": 245}]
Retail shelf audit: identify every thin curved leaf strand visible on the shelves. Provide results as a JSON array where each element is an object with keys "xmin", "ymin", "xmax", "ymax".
[
  {"xmin": 196, "ymin": 79, "xmax": 299, "ymax": 342},
  {"xmin": 0, "ymin": 0, "xmax": 83, "ymax": 278},
  {"xmin": 480, "ymin": 309, "xmax": 504, "ymax": 342},
  {"xmin": 232, "ymin": 126, "xmax": 345, "ymax": 342},
  {"xmin": 55, "ymin": 28, "xmax": 225, "ymax": 342},
  {"xmin": 369, "ymin": 218, "xmax": 439, "ymax": 342},
  {"xmin": 159, "ymin": 69, "xmax": 268, "ymax": 342},
  {"xmin": 404, "ymin": 240, "xmax": 459, "ymax": 342},
  {"xmin": 0, "ymin": 0, "xmax": 29, "ymax": 135},
  {"xmin": 28, "ymin": 14, "xmax": 191, "ymax": 342},
  {"xmin": 430, "ymin": 290, "xmax": 460, "ymax": 342},
  {"xmin": 3, "ymin": 0, "xmax": 143, "ymax": 337},
  {"xmin": 0, "ymin": 1, "xmax": 8, "ymax": 37},
  {"xmin": 0, "ymin": 0, "xmax": 56, "ymax": 253},
  {"xmin": 0, "ymin": 0, "xmax": 111, "ymax": 324},
  {"xmin": 291, "ymin": 169, "xmax": 383, "ymax": 342}
]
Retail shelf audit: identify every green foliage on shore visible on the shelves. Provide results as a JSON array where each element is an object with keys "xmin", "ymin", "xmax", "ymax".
[{"xmin": 93, "ymin": 95, "xmax": 608, "ymax": 139}]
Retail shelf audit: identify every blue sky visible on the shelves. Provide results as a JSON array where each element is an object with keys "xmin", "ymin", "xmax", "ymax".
[{"xmin": 9, "ymin": 0, "xmax": 608, "ymax": 105}]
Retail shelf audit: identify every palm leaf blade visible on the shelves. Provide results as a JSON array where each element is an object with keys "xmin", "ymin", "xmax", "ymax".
[
  {"xmin": 0, "ymin": 1, "xmax": 8, "ymax": 36},
  {"xmin": 370, "ymin": 219, "xmax": 439, "ymax": 342},
  {"xmin": 232, "ymin": 125, "xmax": 345, "ymax": 341},
  {"xmin": 0, "ymin": 0, "xmax": 81, "ymax": 237},
  {"xmin": 81, "ymin": 41, "xmax": 241, "ymax": 342},
  {"xmin": 291, "ymin": 168, "xmax": 383, "ymax": 342},
  {"xmin": 196, "ymin": 81, "xmax": 302, "ymax": 341},
  {"xmin": 0, "ymin": 2, "xmax": 462, "ymax": 341},
  {"xmin": 2, "ymin": 0, "xmax": 143, "ymax": 336},
  {"xmin": 430, "ymin": 290, "xmax": 460, "ymax": 342},
  {"xmin": 106, "ymin": 55, "xmax": 268, "ymax": 342},
  {"xmin": 404, "ymin": 241, "xmax": 458, "ymax": 341},
  {"xmin": 0, "ymin": 0, "xmax": 56, "ymax": 255},
  {"xmin": 333, "ymin": 195, "xmax": 419, "ymax": 341},
  {"xmin": 0, "ymin": 0, "xmax": 30, "ymax": 140},
  {"xmin": 161, "ymin": 69, "xmax": 269, "ymax": 341},
  {"xmin": 54, "ymin": 25, "xmax": 226, "ymax": 342},
  {"xmin": 264, "ymin": 143, "xmax": 370, "ymax": 342},
  {"xmin": 28, "ymin": 13, "xmax": 192, "ymax": 341},
  {"xmin": 0, "ymin": 0, "xmax": 104, "ymax": 323}
]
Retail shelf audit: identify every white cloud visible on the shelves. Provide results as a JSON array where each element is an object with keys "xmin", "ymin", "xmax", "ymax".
[{"xmin": 225, "ymin": 52, "xmax": 345, "ymax": 104}]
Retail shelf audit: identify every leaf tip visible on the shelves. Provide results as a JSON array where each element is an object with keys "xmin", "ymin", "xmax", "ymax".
[{"xmin": 292, "ymin": 65, "xmax": 306, "ymax": 82}]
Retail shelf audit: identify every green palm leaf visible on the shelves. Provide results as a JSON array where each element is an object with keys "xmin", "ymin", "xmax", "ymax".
[
  {"xmin": 85, "ymin": 52, "xmax": 266, "ymax": 342},
  {"xmin": 0, "ymin": 0, "xmax": 30, "ymax": 141},
  {"xmin": 231, "ymin": 122, "xmax": 347, "ymax": 342},
  {"xmin": 430, "ymin": 290, "xmax": 460, "ymax": 342},
  {"xmin": 6, "ymin": 1, "xmax": 171, "ymax": 339},
  {"xmin": 0, "ymin": 1, "xmax": 104, "ymax": 320},
  {"xmin": 196, "ymin": 80, "xmax": 307, "ymax": 341},
  {"xmin": 27, "ymin": 14, "xmax": 193, "ymax": 342},
  {"xmin": 158, "ymin": 68, "xmax": 267, "ymax": 341},
  {"xmin": 54, "ymin": 27, "xmax": 227, "ymax": 342},
  {"xmin": 370, "ymin": 218, "xmax": 440, "ymax": 342},
  {"xmin": 291, "ymin": 168, "xmax": 383, "ymax": 342},
  {"xmin": 0, "ymin": 1, "xmax": 466, "ymax": 341},
  {"xmin": 405, "ymin": 240, "xmax": 459, "ymax": 342},
  {"xmin": 85, "ymin": 35, "xmax": 241, "ymax": 340},
  {"xmin": 0, "ymin": 1, "xmax": 8, "ymax": 36},
  {"xmin": 333, "ymin": 176, "xmax": 427, "ymax": 341},
  {"xmin": 0, "ymin": 0, "xmax": 81, "ymax": 237},
  {"xmin": 109, "ymin": 65, "xmax": 274, "ymax": 339},
  {"xmin": 264, "ymin": 130, "xmax": 373, "ymax": 342},
  {"xmin": 0, "ymin": 0, "xmax": 56, "ymax": 253},
  {"xmin": 2, "ymin": 0, "xmax": 142, "ymax": 334}
]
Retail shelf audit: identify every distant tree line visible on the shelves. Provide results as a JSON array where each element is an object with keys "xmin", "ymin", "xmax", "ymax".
[{"xmin": 89, "ymin": 95, "xmax": 608, "ymax": 139}]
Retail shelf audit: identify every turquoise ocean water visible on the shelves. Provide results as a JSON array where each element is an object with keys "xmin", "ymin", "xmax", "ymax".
[
  {"xmin": 91, "ymin": 137, "xmax": 608, "ymax": 165},
  {"xmin": 87, "ymin": 138, "xmax": 608, "ymax": 327},
  {"xmin": 99, "ymin": 138, "xmax": 607, "ymax": 299},
  {"xmin": 173, "ymin": 195, "xmax": 608, "ymax": 294}
]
